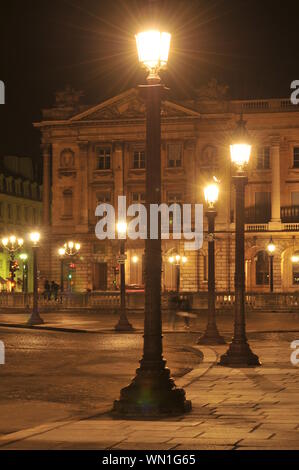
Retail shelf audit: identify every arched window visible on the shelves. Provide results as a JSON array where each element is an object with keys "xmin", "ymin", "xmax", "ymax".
[
  {"xmin": 256, "ymin": 251, "xmax": 269, "ymax": 285},
  {"xmin": 63, "ymin": 189, "xmax": 73, "ymax": 217}
]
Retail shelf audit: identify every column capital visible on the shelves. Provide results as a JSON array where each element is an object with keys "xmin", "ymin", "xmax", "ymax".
[
  {"xmin": 78, "ymin": 141, "xmax": 89, "ymax": 152},
  {"xmin": 270, "ymin": 135, "xmax": 280, "ymax": 147}
]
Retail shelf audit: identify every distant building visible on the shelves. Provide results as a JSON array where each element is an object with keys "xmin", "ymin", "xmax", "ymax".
[
  {"xmin": 0, "ymin": 156, "xmax": 43, "ymax": 292},
  {"xmin": 35, "ymin": 83, "xmax": 299, "ymax": 293}
]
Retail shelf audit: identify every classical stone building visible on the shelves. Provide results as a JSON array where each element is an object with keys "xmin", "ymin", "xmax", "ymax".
[
  {"xmin": 35, "ymin": 84, "xmax": 299, "ymax": 293},
  {"xmin": 0, "ymin": 156, "xmax": 43, "ymax": 291}
]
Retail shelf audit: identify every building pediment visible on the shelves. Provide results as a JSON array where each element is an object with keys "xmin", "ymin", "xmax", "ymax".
[{"xmin": 70, "ymin": 89, "xmax": 200, "ymax": 122}]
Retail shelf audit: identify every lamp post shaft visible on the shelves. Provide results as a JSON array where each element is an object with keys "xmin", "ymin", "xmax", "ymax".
[
  {"xmin": 27, "ymin": 245, "xmax": 44, "ymax": 326},
  {"xmin": 220, "ymin": 174, "xmax": 260, "ymax": 366},
  {"xmin": 175, "ymin": 264, "xmax": 180, "ymax": 293},
  {"xmin": 269, "ymin": 255, "xmax": 274, "ymax": 293},
  {"xmin": 113, "ymin": 83, "xmax": 191, "ymax": 416},
  {"xmin": 60, "ymin": 258, "xmax": 64, "ymax": 293},
  {"xmin": 198, "ymin": 210, "xmax": 225, "ymax": 344},
  {"xmin": 115, "ymin": 239, "xmax": 133, "ymax": 331}
]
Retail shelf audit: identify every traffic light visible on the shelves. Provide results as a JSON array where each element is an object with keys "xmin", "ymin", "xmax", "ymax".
[{"xmin": 9, "ymin": 260, "xmax": 19, "ymax": 279}]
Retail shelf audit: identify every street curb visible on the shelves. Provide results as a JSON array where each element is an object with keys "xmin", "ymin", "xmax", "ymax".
[
  {"xmin": 0, "ymin": 322, "xmax": 299, "ymax": 336},
  {"xmin": 177, "ymin": 345, "xmax": 217, "ymax": 388}
]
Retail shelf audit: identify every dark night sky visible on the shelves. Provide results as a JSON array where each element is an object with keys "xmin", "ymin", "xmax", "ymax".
[{"xmin": 1, "ymin": 0, "xmax": 299, "ymax": 175}]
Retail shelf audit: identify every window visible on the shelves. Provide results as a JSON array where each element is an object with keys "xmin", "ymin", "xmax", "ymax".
[
  {"xmin": 291, "ymin": 192, "xmax": 299, "ymax": 207},
  {"xmin": 293, "ymin": 147, "xmax": 299, "ymax": 168},
  {"xmin": 96, "ymin": 147, "xmax": 111, "ymax": 170},
  {"xmin": 63, "ymin": 190, "xmax": 73, "ymax": 217},
  {"xmin": 16, "ymin": 205, "xmax": 21, "ymax": 223},
  {"xmin": 167, "ymin": 143, "xmax": 182, "ymax": 168},
  {"xmin": 255, "ymin": 192, "xmax": 271, "ymax": 222},
  {"xmin": 7, "ymin": 204, "xmax": 12, "ymax": 220},
  {"xmin": 24, "ymin": 206, "xmax": 29, "ymax": 223},
  {"xmin": 132, "ymin": 192, "xmax": 146, "ymax": 204},
  {"xmin": 96, "ymin": 193, "xmax": 111, "ymax": 205},
  {"xmin": 256, "ymin": 147, "xmax": 270, "ymax": 170},
  {"xmin": 256, "ymin": 251, "xmax": 269, "ymax": 285},
  {"xmin": 33, "ymin": 208, "xmax": 37, "ymax": 224},
  {"xmin": 0, "ymin": 202, "xmax": 3, "ymax": 219},
  {"xmin": 293, "ymin": 252, "xmax": 299, "ymax": 285},
  {"xmin": 133, "ymin": 150, "xmax": 145, "ymax": 169}
]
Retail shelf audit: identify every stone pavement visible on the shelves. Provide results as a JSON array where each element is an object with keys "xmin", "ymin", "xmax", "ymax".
[
  {"xmin": 0, "ymin": 310, "xmax": 299, "ymax": 334},
  {"xmin": 0, "ymin": 333, "xmax": 298, "ymax": 450}
]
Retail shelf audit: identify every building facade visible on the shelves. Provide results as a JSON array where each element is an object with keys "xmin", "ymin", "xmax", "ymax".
[
  {"xmin": 35, "ymin": 84, "xmax": 299, "ymax": 293},
  {"xmin": 0, "ymin": 156, "xmax": 43, "ymax": 292}
]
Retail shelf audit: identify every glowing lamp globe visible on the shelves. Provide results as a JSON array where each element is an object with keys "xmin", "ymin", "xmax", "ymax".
[
  {"xmin": 117, "ymin": 221, "xmax": 127, "ymax": 237},
  {"xmin": 135, "ymin": 30, "xmax": 171, "ymax": 77},
  {"xmin": 58, "ymin": 247, "xmax": 66, "ymax": 256},
  {"xmin": 291, "ymin": 254, "xmax": 299, "ymax": 263},
  {"xmin": 230, "ymin": 116, "xmax": 251, "ymax": 171},
  {"xmin": 204, "ymin": 183, "xmax": 219, "ymax": 208},
  {"xmin": 29, "ymin": 232, "xmax": 40, "ymax": 245},
  {"xmin": 267, "ymin": 240, "xmax": 276, "ymax": 255}
]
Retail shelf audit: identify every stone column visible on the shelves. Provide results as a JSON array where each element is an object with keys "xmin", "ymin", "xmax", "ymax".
[
  {"xmin": 42, "ymin": 144, "xmax": 51, "ymax": 226},
  {"xmin": 114, "ymin": 142, "xmax": 124, "ymax": 207},
  {"xmin": 78, "ymin": 141, "xmax": 89, "ymax": 231},
  {"xmin": 269, "ymin": 136, "xmax": 281, "ymax": 230}
]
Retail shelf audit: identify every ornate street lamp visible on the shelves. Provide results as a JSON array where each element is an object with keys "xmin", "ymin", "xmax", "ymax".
[
  {"xmin": 58, "ymin": 241, "xmax": 81, "ymax": 293},
  {"xmin": 168, "ymin": 253, "xmax": 187, "ymax": 293},
  {"xmin": 114, "ymin": 29, "xmax": 191, "ymax": 416},
  {"xmin": 1, "ymin": 235, "xmax": 24, "ymax": 292},
  {"xmin": 220, "ymin": 117, "xmax": 260, "ymax": 367},
  {"xmin": 115, "ymin": 221, "xmax": 134, "ymax": 332},
  {"xmin": 198, "ymin": 181, "xmax": 225, "ymax": 345},
  {"xmin": 266, "ymin": 238, "xmax": 276, "ymax": 293},
  {"xmin": 27, "ymin": 232, "xmax": 43, "ymax": 326}
]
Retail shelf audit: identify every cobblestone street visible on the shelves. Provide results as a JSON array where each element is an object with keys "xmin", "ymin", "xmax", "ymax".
[{"xmin": 0, "ymin": 312, "xmax": 298, "ymax": 450}]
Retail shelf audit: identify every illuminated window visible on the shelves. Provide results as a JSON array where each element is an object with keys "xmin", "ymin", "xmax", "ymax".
[
  {"xmin": 133, "ymin": 150, "xmax": 145, "ymax": 169},
  {"xmin": 293, "ymin": 252, "xmax": 299, "ymax": 285}
]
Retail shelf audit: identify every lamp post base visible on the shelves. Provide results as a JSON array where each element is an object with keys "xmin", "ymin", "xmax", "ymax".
[
  {"xmin": 113, "ymin": 360, "xmax": 191, "ymax": 417},
  {"xmin": 114, "ymin": 314, "xmax": 134, "ymax": 332},
  {"xmin": 27, "ymin": 312, "xmax": 44, "ymax": 326},
  {"xmin": 198, "ymin": 325, "xmax": 226, "ymax": 345},
  {"xmin": 219, "ymin": 340, "xmax": 261, "ymax": 367}
]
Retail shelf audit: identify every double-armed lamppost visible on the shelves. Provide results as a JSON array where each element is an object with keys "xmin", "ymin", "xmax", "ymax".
[
  {"xmin": 266, "ymin": 238, "xmax": 275, "ymax": 293},
  {"xmin": 58, "ymin": 241, "xmax": 81, "ymax": 293},
  {"xmin": 115, "ymin": 221, "xmax": 134, "ymax": 332},
  {"xmin": 114, "ymin": 29, "xmax": 191, "ymax": 415},
  {"xmin": 168, "ymin": 254, "xmax": 187, "ymax": 292},
  {"xmin": 27, "ymin": 231, "xmax": 43, "ymax": 326},
  {"xmin": 220, "ymin": 117, "xmax": 260, "ymax": 367},
  {"xmin": 1, "ymin": 235, "xmax": 24, "ymax": 292},
  {"xmin": 198, "ymin": 181, "xmax": 225, "ymax": 345}
]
